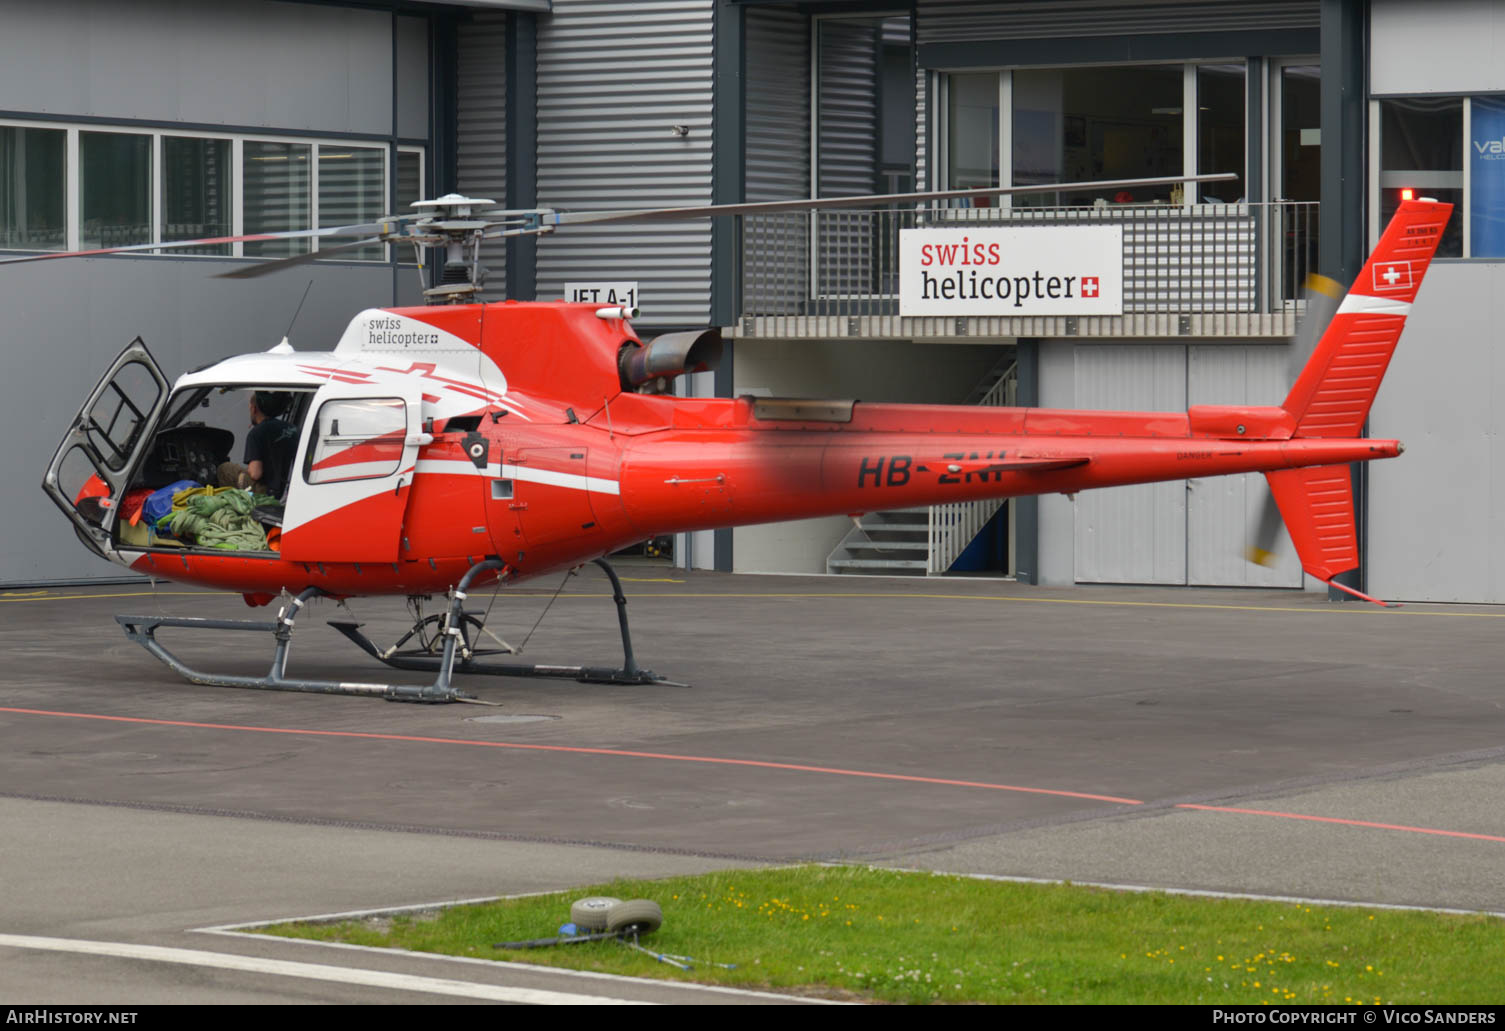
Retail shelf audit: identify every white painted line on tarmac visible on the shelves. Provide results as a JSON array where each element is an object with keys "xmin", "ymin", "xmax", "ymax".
[
  {"xmin": 874, "ymin": 866, "xmax": 1505, "ymax": 919},
  {"xmin": 194, "ymin": 927, "xmax": 845, "ymax": 1004},
  {"xmin": 0, "ymin": 933, "xmax": 646, "ymax": 1005}
]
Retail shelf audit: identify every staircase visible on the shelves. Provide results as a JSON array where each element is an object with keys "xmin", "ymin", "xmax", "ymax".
[
  {"xmin": 825, "ymin": 508, "xmax": 931, "ymax": 576},
  {"xmin": 826, "ymin": 355, "xmax": 1018, "ymax": 577}
]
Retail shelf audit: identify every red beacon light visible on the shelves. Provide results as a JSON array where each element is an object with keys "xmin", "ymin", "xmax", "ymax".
[{"xmin": 1400, "ymin": 187, "xmax": 1415, "ymax": 201}]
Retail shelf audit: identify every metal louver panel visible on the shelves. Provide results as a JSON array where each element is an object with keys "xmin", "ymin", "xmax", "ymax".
[
  {"xmin": 535, "ymin": 0, "xmax": 714, "ymax": 328},
  {"xmin": 1072, "ymin": 344, "xmax": 1188, "ymax": 586},
  {"xmin": 915, "ymin": 64, "xmax": 929, "ymax": 191},
  {"xmin": 457, "ymin": 12, "xmax": 508, "ymax": 300},
  {"xmin": 817, "ymin": 19, "xmax": 878, "ymax": 200},
  {"xmin": 815, "ymin": 18, "xmax": 878, "ymax": 300},
  {"xmin": 746, "ymin": 6, "xmax": 808, "ymax": 205},
  {"xmin": 743, "ymin": 5, "xmax": 808, "ymax": 316},
  {"xmin": 916, "ymin": 0, "xmax": 1319, "ymax": 43}
]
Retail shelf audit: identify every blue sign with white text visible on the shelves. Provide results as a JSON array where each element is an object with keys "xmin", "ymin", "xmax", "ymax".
[{"xmin": 1471, "ymin": 97, "xmax": 1505, "ymax": 257}]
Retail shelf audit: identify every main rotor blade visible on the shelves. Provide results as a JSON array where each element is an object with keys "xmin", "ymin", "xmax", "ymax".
[
  {"xmin": 541, "ymin": 174, "xmax": 1239, "ymax": 227},
  {"xmin": 1287, "ymin": 273, "xmax": 1342, "ymax": 378},
  {"xmin": 214, "ymin": 237, "xmax": 385, "ymax": 279},
  {"xmin": 0, "ymin": 222, "xmax": 396, "ymax": 267}
]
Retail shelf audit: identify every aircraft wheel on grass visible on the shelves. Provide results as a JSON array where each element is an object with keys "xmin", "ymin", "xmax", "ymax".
[
  {"xmin": 570, "ymin": 896, "xmax": 623, "ymax": 932},
  {"xmin": 606, "ymin": 899, "xmax": 663, "ymax": 936}
]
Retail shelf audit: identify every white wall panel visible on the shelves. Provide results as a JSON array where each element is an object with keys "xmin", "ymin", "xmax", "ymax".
[
  {"xmin": 396, "ymin": 15, "xmax": 433, "ymax": 141},
  {"xmin": 1036, "ymin": 339, "xmax": 1077, "ymax": 585},
  {"xmin": 1372, "ymin": 0, "xmax": 1505, "ymax": 96},
  {"xmin": 1072, "ymin": 344, "xmax": 1188, "ymax": 585},
  {"xmin": 0, "ymin": 0, "xmax": 393, "ymax": 135},
  {"xmin": 1187, "ymin": 345, "xmax": 1303, "ymax": 588},
  {"xmin": 1370, "ymin": 263, "xmax": 1505, "ymax": 602}
]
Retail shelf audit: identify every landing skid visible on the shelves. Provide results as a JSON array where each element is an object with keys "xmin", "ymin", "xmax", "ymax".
[
  {"xmin": 115, "ymin": 557, "xmax": 683, "ymax": 703},
  {"xmin": 329, "ymin": 559, "xmax": 685, "ymax": 688}
]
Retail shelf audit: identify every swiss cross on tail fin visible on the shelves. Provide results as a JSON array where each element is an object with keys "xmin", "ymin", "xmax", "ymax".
[
  {"xmin": 1281, "ymin": 199, "xmax": 1452, "ymax": 438},
  {"xmin": 1265, "ymin": 199, "xmax": 1452, "ymax": 606}
]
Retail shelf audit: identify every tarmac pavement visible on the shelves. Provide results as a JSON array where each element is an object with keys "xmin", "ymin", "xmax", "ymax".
[{"xmin": 2, "ymin": 566, "xmax": 1502, "ymax": 1003}]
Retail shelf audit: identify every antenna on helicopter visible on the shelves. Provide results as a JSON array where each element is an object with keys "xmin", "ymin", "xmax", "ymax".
[{"xmin": 278, "ymin": 279, "xmax": 316, "ymax": 349}]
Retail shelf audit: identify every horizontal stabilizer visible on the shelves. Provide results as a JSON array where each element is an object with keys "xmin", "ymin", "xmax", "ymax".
[
  {"xmin": 1264, "ymin": 465, "xmax": 1358, "ymax": 582},
  {"xmin": 976, "ymin": 454, "xmax": 1091, "ymax": 474}
]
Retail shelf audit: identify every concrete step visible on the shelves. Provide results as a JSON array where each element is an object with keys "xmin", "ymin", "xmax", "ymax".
[{"xmin": 828, "ymin": 558, "xmax": 928, "ymax": 570}]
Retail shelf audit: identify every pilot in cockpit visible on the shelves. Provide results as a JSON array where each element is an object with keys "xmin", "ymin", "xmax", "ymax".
[{"xmin": 218, "ymin": 391, "xmax": 300, "ymax": 500}]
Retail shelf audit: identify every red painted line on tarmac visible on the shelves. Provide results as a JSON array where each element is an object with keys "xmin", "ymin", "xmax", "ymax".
[
  {"xmin": 0, "ymin": 707, "xmax": 1144, "ymax": 806},
  {"xmin": 1176, "ymin": 804, "xmax": 1505, "ymax": 844}
]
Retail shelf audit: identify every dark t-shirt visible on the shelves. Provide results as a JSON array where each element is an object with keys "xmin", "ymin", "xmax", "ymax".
[{"xmin": 244, "ymin": 417, "xmax": 299, "ymax": 498}]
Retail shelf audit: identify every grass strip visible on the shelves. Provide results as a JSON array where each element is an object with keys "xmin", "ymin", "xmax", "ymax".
[{"xmin": 254, "ymin": 866, "xmax": 1505, "ymax": 1004}]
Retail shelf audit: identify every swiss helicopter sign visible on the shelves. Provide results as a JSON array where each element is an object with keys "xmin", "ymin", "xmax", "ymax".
[{"xmin": 898, "ymin": 224, "xmax": 1123, "ymax": 316}]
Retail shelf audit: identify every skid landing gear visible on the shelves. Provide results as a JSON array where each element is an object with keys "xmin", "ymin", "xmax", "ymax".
[
  {"xmin": 115, "ymin": 558, "xmax": 680, "ymax": 703},
  {"xmin": 329, "ymin": 558, "xmax": 685, "ymax": 688}
]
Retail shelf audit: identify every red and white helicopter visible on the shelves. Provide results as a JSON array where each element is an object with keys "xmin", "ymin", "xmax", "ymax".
[{"xmin": 16, "ymin": 179, "xmax": 1450, "ymax": 702}]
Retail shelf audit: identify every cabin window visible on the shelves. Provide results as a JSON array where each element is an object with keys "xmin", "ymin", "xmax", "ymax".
[{"xmin": 305, "ymin": 397, "xmax": 407, "ymax": 485}]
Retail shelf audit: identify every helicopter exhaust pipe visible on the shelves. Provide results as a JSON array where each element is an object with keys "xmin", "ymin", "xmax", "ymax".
[{"xmin": 618, "ymin": 328, "xmax": 722, "ymax": 389}]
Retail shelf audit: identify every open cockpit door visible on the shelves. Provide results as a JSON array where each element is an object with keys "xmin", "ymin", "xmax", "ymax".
[
  {"xmin": 43, "ymin": 338, "xmax": 170, "ymax": 561},
  {"xmin": 279, "ymin": 378, "xmax": 427, "ymax": 563}
]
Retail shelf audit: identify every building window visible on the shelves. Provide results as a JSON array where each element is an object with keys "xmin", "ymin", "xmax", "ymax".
[
  {"xmin": 397, "ymin": 148, "xmax": 424, "ymax": 213},
  {"xmin": 1378, "ymin": 97, "xmax": 1462, "ymax": 257},
  {"xmin": 1367, "ymin": 96, "xmax": 1505, "ymax": 258},
  {"xmin": 946, "ymin": 73, "xmax": 998, "ymax": 192},
  {"xmin": 0, "ymin": 118, "xmax": 423, "ymax": 267},
  {"xmin": 163, "ymin": 136, "xmax": 232, "ymax": 255},
  {"xmin": 1014, "ymin": 65, "xmax": 1184, "ymax": 205},
  {"xmin": 1198, "ymin": 64, "xmax": 1246, "ymax": 203},
  {"xmin": 0, "ymin": 126, "xmax": 65, "ymax": 250},
  {"xmin": 243, "ymin": 140, "xmax": 311, "ymax": 258},
  {"xmin": 318, "ymin": 144, "xmax": 386, "ymax": 261},
  {"xmin": 81, "ymin": 131, "xmax": 152, "ymax": 249},
  {"xmin": 941, "ymin": 63, "xmax": 1247, "ymax": 207},
  {"xmin": 1468, "ymin": 97, "xmax": 1505, "ymax": 257}
]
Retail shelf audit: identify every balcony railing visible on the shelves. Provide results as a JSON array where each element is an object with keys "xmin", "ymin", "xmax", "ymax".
[{"xmin": 738, "ymin": 201, "xmax": 1319, "ymax": 339}]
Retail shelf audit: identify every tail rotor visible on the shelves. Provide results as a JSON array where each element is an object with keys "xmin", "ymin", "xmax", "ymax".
[{"xmin": 1245, "ymin": 273, "xmax": 1343, "ymax": 568}]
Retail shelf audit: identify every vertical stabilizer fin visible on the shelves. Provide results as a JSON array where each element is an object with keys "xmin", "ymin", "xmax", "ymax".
[{"xmin": 1281, "ymin": 199, "xmax": 1452, "ymax": 438}]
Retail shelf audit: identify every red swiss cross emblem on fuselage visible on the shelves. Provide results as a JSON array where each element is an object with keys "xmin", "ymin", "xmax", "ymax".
[{"xmin": 1081, "ymin": 277, "xmax": 1100, "ymax": 298}]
